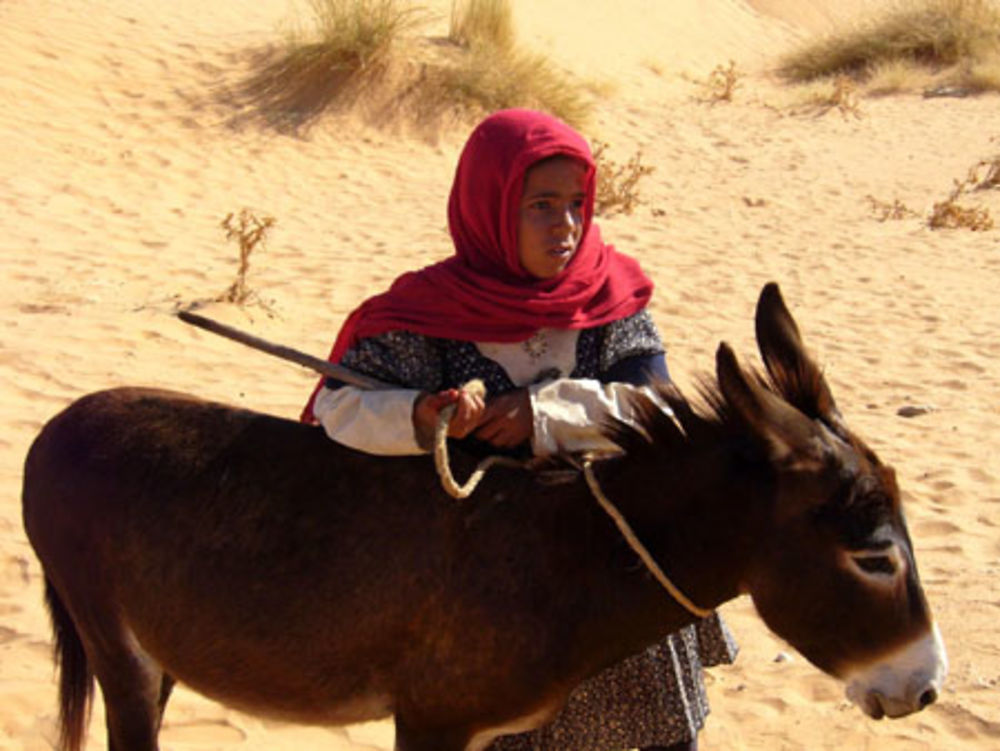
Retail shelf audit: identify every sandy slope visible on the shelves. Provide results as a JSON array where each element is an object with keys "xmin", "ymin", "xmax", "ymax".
[{"xmin": 2, "ymin": 1, "xmax": 998, "ymax": 749}]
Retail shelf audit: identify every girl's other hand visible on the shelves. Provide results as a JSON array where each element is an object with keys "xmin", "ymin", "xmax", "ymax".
[
  {"xmin": 475, "ymin": 389, "xmax": 533, "ymax": 448},
  {"xmin": 413, "ymin": 387, "xmax": 486, "ymax": 447}
]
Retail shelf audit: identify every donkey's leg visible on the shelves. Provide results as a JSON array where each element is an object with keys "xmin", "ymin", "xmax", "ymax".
[
  {"xmin": 49, "ymin": 573, "xmax": 165, "ymax": 751},
  {"xmin": 68, "ymin": 603, "xmax": 167, "ymax": 751},
  {"xmin": 91, "ymin": 642, "xmax": 167, "ymax": 751},
  {"xmin": 158, "ymin": 673, "xmax": 176, "ymax": 724}
]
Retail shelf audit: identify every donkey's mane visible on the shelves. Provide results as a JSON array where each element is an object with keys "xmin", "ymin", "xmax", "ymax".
[
  {"xmin": 600, "ymin": 361, "xmax": 826, "ymax": 461},
  {"xmin": 601, "ymin": 378, "xmax": 742, "ymax": 460}
]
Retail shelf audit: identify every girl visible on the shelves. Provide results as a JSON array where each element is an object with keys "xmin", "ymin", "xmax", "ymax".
[{"xmin": 302, "ymin": 109, "xmax": 736, "ymax": 751}]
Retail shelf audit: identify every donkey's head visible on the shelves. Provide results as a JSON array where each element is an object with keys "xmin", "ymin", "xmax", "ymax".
[{"xmin": 718, "ymin": 283, "xmax": 946, "ymax": 719}]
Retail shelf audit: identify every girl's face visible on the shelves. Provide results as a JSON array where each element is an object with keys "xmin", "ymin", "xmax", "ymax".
[{"xmin": 517, "ymin": 156, "xmax": 587, "ymax": 279}]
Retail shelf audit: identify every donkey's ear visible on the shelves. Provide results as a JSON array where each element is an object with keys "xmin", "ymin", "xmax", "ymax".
[
  {"xmin": 716, "ymin": 343, "xmax": 825, "ymax": 467},
  {"xmin": 755, "ymin": 283, "xmax": 844, "ymax": 431}
]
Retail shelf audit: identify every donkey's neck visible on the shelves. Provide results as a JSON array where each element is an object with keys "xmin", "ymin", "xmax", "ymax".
[{"xmin": 595, "ymin": 441, "xmax": 767, "ymax": 624}]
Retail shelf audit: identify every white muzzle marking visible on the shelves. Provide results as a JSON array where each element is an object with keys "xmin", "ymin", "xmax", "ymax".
[{"xmin": 844, "ymin": 622, "xmax": 948, "ymax": 719}]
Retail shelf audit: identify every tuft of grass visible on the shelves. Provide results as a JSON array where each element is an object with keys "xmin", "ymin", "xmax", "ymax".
[
  {"xmin": 433, "ymin": 44, "xmax": 591, "ymax": 128},
  {"xmin": 235, "ymin": 0, "xmax": 425, "ymax": 132},
  {"xmin": 431, "ymin": 0, "xmax": 592, "ymax": 128},
  {"xmin": 865, "ymin": 57, "xmax": 937, "ymax": 94},
  {"xmin": 219, "ymin": 210, "xmax": 276, "ymax": 304},
  {"xmin": 779, "ymin": 0, "xmax": 1000, "ymax": 88},
  {"xmin": 303, "ymin": 0, "xmax": 424, "ymax": 69},
  {"xmin": 960, "ymin": 54, "xmax": 1000, "ymax": 90},
  {"xmin": 449, "ymin": 0, "xmax": 515, "ymax": 51},
  {"xmin": 592, "ymin": 141, "xmax": 655, "ymax": 217},
  {"xmin": 233, "ymin": 0, "xmax": 591, "ymax": 133}
]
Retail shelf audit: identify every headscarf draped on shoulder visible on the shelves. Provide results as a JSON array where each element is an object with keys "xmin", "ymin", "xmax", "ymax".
[{"xmin": 302, "ymin": 109, "xmax": 654, "ymax": 422}]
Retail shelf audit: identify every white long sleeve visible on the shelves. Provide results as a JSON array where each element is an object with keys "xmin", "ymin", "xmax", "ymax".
[
  {"xmin": 312, "ymin": 322, "xmax": 666, "ymax": 457},
  {"xmin": 529, "ymin": 378, "xmax": 660, "ymax": 456},
  {"xmin": 313, "ymin": 385, "xmax": 425, "ymax": 455}
]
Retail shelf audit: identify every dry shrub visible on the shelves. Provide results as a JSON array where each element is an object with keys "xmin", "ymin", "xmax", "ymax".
[
  {"xmin": 928, "ymin": 161, "xmax": 996, "ymax": 230},
  {"xmin": 972, "ymin": 155, "xmax": 1000, "ymax": 189},
  {"xmin": 828, "ymin": 75, "xmax": 863, "ymax": 117},
  {"xmin": 706, "ymin": 60, "xmax": 741, "ymax": 102},
  {"xmin": 928, "ymin": 200, "xmax": 994, "ymax": 229},
  {"xmin": 793, "ymin": 74, "xmax": 864, "ymax": 118},
  {"xmin": 219, "ymin": 210, "xmax": 277, "ymax": 304},
  {"xmin": 866, "ymin": 195, "xmax": 918, "ymax": 221},
  {"xmin": 592, "ymin": 141, "xmax": 654, "ymax": 217},
  {"xmin": 449, "ymin": 0, "xmax": 515, "ymax": 51}
]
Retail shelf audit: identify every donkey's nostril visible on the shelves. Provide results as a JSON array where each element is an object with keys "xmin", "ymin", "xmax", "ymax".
[{"xmin": 918, "ymin": 687, "xmax": 938, "ymax": 708}]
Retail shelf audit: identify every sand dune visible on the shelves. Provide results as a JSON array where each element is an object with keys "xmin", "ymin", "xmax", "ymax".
[{"xmin": 2, "ymin": 1, "xmax": 998, "ymax": 749}]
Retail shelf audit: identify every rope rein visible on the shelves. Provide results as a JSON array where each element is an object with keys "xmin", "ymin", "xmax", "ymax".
[
  {"xmin": 580, "ymin": 459, "xmax": 713, "ymax": 619},
  {"xmin": 432, "ymin": 383, "xmax": 712, "ymax": 619}
]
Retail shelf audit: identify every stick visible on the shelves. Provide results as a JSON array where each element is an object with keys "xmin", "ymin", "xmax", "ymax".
[{"xmin": 177, "ymin": 311, "xmax": 393, "ymax": 391}]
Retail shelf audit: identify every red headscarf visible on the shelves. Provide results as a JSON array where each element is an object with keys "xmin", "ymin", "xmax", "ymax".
[{"xmin": 302, "ymin": 109, "xmax": 653, "ymax": 422}]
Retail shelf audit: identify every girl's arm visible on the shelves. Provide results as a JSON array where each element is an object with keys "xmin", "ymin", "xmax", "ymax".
[
  {"xmin": 313, "ymin": 331, "xmax": 445, "ymax": 455},
  {"xmin": 527, "ymin": 310, "xmax": 671, "ymax": 456}
]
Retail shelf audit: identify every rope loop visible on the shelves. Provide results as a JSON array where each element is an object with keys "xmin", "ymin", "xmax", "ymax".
[{"xmin": 433, "ymin": 380, "xmax": 523, "ymax": 499}]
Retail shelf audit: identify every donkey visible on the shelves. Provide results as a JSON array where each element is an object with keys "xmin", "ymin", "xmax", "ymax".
[{"xmin": 22, "ymin": 283, "xmax": 946, "ymax": 751}]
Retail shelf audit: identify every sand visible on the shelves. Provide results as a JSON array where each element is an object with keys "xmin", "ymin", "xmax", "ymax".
[{"xmin": 2, "ymin": 1, "xmax": 998, "ymax": 749}]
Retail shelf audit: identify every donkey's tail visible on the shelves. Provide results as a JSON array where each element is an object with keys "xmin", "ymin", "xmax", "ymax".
[{"xmin": 44, "ymin": 579, "xmax": 93, "ymax": 751}]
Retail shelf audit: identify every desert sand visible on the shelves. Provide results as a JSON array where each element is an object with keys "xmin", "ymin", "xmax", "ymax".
[{"xmin": 2, "ymin": 1, "xmax": 999, "ymax": 749}]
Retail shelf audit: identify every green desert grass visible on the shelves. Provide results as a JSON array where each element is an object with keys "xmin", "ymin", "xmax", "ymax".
[
  {"xmin": 234, "ymin": 0, "xmax": 424, "ymax": 131},
  {"xmin": 434, "ymin": 0, "xmax": 592, "ymax": 128},
  {"xmin": 431, "ymin": 44, "xmax": 592, "ymax": 128},
  {"xmin": 234, "ymin": 0, "xmax": 591, "ymax": 132},
  {"xmin": 778, "ymin": 0, "xmax": 1000, "ymax": 95},
  {"xmin": 449, "ymin": 0, "xmax": 515, "ymax": 50}
]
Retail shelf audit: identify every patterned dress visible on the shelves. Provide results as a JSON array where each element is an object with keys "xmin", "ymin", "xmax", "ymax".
[{"xmin": 331, "ymin": 309, "xmax": 738, "ymax": 749}]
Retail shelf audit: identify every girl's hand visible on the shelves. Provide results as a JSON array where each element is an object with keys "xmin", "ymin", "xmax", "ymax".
[
  {"xmin": 413, "ymin": 387, "xmax": 486, "ymax": 447},
  {"xmin": 474, "ymin": 389, "xmax": 533, "ymax": 448}
]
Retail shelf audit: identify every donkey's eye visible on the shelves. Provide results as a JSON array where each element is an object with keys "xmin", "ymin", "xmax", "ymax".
[
  {"xmin": 854, "ymin": 555, "xmax": 897, "ymax": 575},
  {"xmin": 847, "ymin": 543, "xmax": 904, "ymax": 583}
]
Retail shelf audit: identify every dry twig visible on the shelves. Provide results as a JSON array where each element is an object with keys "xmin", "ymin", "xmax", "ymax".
[{"xmin": 219, "ymin": 209, "xmax": 277, "ymax": 304}]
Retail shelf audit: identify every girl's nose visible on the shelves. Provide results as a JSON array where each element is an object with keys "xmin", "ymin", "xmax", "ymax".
[{"xmin": 553, "ymin": 206, "xmax": 579, "ymax": 232}]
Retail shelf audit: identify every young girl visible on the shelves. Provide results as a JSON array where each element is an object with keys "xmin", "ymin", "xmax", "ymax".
[{"xmin": 302, "ymin": 109, "xmax": 736, "ymax": 751}]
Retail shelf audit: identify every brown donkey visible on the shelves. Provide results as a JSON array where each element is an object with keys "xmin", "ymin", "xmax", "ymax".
[{"xmin": 22, "ymin": 283, "xmax": 946, "ymax": 751}]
